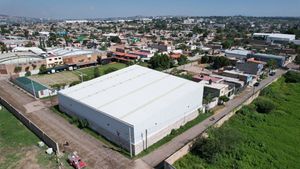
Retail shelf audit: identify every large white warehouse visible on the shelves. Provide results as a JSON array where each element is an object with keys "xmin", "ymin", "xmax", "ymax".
[{"xmin": 58, "ymin": 65, "xmax": 204, "ymax": 155}]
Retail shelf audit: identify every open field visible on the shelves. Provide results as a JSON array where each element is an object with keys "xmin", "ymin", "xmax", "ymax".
[
  {"xmin": 29, "ymin": 63, "xmax": 127, "ymax": 88},
  {"xmin": 174, "ymin": 74, "xmax": 300, "ymax": 169},
  {"xmin": 0, "ymin": 106, "xmax": 58, "ymax": 169},
  {"xmin": 74, "ymin": 62, "xmax": 127, "ymax": 80},
  {"xmin": 29, "ymin": 71, "xmax": 80, "ymax": 88}
]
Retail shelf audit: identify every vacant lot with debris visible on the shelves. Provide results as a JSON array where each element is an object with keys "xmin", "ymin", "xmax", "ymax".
[{"xmin": 0, "ymin": 106, "xmax": 58, "ymax": 169}]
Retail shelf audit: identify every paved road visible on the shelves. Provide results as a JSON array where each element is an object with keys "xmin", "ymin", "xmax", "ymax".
[
  {"xmin": 0, "ymin": 80, "xmax": 152, "ymax": 169},
  {"xmin": 141, "ymin": 69, "xmax": 287, "ymax": 167}
]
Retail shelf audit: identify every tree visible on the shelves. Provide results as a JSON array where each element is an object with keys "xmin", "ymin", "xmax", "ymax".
[
  {"xmin": 203, "ymin": 93, "xmax": 214, "ymax": 104},
  {"xmin": 39, "ymin": 64, "xmax": 47, "ymax": 74},
  {"xmin": 23, "ymin": 29, "xmax": 29, "ymax": 39},
  {"xmin": 192, "ymin": 26, "xmax": 204, "ymax": 34},
  {"xmin": 254, "ymin": 97, "xmax": 276, "ymax": 114},
  {"xmin": 149, "ymin": 53, "xmax": 174, "ymax": 70},
  {"xmin": 96, "ymin": 56, "xmax": 102, "ymax": 64},
  {"xmin": 284, "ymin": 71, "xmax": 300, "ymax": 83},
  {"xmin": 14, "ymin": 66, "xmax": 22, "ymax": 73},
  {"xmin": 93, "ymin": 67, "xmax": 100, "ymax": 78},
  {"xmin": 222, "ymin": 39, "xmax": 234, "ymax": 49},
  {"xmin": 201, "ymin": 55, "xmax": 210, "ymax": 64},
  {"xmin": 266, "ymin": 59, "xmax": 277, "ymax": 70},
  {"xmin": 219, "ymin": 95, "xmax": 229, "ymax": 102},
  {"xmin": 212, "ymin": 56, "xmax": 230, "ymax": 69},
  {"xmin": 110, "ymin": 36, "xmax": 121, "ymax": 43},
  {"xmin": 177, "ymin": 55, "xmax": 188, "ymax": 65}
]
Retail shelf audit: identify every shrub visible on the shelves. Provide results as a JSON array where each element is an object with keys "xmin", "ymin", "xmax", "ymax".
[
  {"xmin": 284, "ymin": 71, "xmax": 300, "ymax": 83},
  {"xmin": 192, "ymin": 128, "xmax": 242, "ymax": 163},
  {"xmin": 237, "ymin": 105, "xmax": 255, "ymax": 115},
  {"xmin": 70, "ymin": 116, "xmax": 78, "ymax": 125},
  {"xmin": 14, "ymin": 66, "xmax": 22, "ymax": 73},
  {"xmin": 219, "ymin": 96, "xmax": 230, "ymax": 102},
  {"xmin": 201, "ymin": 55, "xmax": 209, "ymax": 63},
  {"xmin": 25, "ymin": 71, "xmax": 31, "ymax": 76},
  {"xmin": 93, "ymin": 67, "xmax": 100, "ymax": 78},
  {"xmin": 39, "ymin": 64, "xmax": 47, "ymax": 74},
  {"xmin": 78, "ymin": 119, "xmax": 89, "ymax": 129},
  {"xmin": 69, "ymin": 81, "xmax": 81, "ymax": 87},
  {"xmin": 254, "ymin": 97, "xmax": 276, "ymax": 114}
]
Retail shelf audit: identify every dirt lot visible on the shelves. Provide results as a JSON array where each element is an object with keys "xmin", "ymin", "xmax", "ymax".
[
  {"xmin": 0, "ymin": 80, "xmax": 151, "ymax": 169},
  {"xmin": 29, "ymin": 71, "xmax": 80, "ymax": 88}
]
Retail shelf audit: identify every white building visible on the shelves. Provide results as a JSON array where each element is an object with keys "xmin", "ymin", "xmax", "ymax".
[
  {"xmin": 225, "ymin": 49, "xmax": 252, "ymax": 60},
  {"xmin": 253, "ymin": 33, "xmax": 296, "ymax": 44},
  {"xmin": 58, "ymin": 65, "xmax": 204, "ymax": 155}
]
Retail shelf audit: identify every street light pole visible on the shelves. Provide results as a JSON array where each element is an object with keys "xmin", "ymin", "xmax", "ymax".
[{"xmin": 76, "ymin": 71, "xmax": 84, "ymax": 83}]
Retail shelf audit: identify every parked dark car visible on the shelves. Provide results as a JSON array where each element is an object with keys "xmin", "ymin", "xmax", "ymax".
[{"xmin": 254, "ymin": 82, "xmax": 260, "ymax": 87}]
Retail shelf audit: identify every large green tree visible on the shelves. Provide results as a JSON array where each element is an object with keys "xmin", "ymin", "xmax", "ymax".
[{"xmin": 149, "ymin": 53, "xmax": 174, "ymax": 70}]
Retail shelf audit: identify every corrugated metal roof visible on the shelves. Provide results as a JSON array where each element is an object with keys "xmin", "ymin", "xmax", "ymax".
[{"xmin": 59, "ymin": 65, "xmax": 204, "ymax": 135}]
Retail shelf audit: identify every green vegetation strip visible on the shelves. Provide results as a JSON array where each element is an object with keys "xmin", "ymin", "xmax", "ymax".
[
  {"xmin": 136, "ymin": 111, "xmax": 213, "ymax": 158},
  {"xmin": 73, "ymin": 63, "xmax": 127, "ymax": 81},
  {"xmin": 52, "ymin": 105, "xmax": 212, "ymax": 159},
  {"xmin": 174, "ymin": 72, "xmax": 300, "ymax": 169},
  {"xmin": 0, "ymin": 106, "xmax": 58, "ymax": 169}
]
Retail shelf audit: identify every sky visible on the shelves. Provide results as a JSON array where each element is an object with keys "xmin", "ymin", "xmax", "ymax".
[{"xmin": 0, "ymin": 0, "xmax": 299, "ymax": 19}]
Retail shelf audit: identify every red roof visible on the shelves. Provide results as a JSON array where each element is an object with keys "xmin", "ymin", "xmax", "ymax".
[
  {"xmin": 247, "ymin": 58, "xmax": 266, "ymax": 64},
  {"xmin": 114, "ymin": 57, "xmax": 129, "ymax": 61},
  {"xmin": 170, "ymin": 54, "xmax": 181, "ymax": 59},
  {"xmin": 131, "ymin": 51, "xmax": 150, "ymax": 56},
  {"xmin": 113, "ymin": 52, "xmax": 125, "ymax": 56},
  {"xmin": 125, "ymin": 53, "xmax": 138, "ymax": 59},
  {"xmin": 113, "ymin": 52, "xmax": 138, "ymax": 59}
]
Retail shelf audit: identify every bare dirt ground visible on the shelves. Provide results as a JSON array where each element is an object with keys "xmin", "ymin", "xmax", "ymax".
[
  {"xmin": 0, "ymin": 80, "xmax": 152, "ymax": 169},
  {"xmin": 29, "ymin": 71, "xmax": 79, "ymax": 88},
  {"xmin": 15, "ymin": 147, "xmax": 41, "ymax": 169}
]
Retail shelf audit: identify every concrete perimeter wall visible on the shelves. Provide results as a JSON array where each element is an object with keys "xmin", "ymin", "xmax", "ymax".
[{"xmin": 0, "ymin": 97, "xmax": 60, "ymax": 154}]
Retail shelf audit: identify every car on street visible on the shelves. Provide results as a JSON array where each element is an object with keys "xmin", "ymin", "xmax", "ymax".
[{"xmin": 254, "ymin": 82, "xmax": 260, "ymax": 87}]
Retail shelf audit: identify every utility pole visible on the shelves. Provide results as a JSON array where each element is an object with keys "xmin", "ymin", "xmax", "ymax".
[{"xmin": 76, "ymin": 71, "xmax": 85, "ymax": 83}]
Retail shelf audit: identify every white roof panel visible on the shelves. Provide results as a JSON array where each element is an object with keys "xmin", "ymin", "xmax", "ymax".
[{"xmin": 59, "ymin": 65, "xmax": 204, "ymax": 140}]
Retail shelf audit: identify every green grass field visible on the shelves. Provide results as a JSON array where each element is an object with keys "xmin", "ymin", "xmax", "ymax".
[
  {"xmin": 74, "ymin": 62, "xmax": 127, "ymax": 80},
  {"xmin": 174, "ymin": 76, "xmax": 300, "ymax": 169},
  {"xmin": 0, "ymin": 106, "xmax": 57, "ymax": 169}
]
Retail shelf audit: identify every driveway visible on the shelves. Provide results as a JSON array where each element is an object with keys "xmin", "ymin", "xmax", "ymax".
[{"xmin": 0, "ymin": 80, "xmax": 151, "ymax": 169}]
